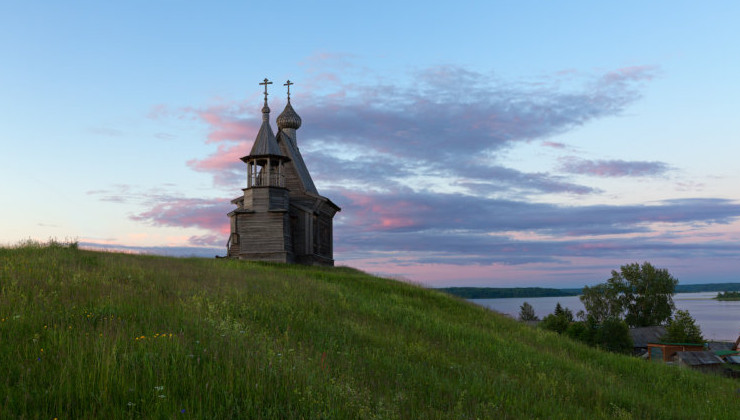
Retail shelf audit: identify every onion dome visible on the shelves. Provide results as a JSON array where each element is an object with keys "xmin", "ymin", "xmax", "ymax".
[{"xmin": 277, "ymin": 100, "xmax": 302, "ymax": 130}]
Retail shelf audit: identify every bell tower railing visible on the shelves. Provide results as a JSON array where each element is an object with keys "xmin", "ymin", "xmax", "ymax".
[{"xmin": 248, "ymin": 173, "xmax": 286, "ymax": 188}]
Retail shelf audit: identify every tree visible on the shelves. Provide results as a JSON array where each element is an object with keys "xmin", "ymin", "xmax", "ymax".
[
  {"xmin": 580, "ymin": 283, "xmax": 623, "ymax": 323},
  {"xmin": 518, "ymin": 302, "xmax": 539, "ymax": 321},
  {"xmin": 541, "ymin": 303, "xmax": 574, "ymax": 334},
  {"xmin": 581, "ymin": 262, "xmax": 677, "ymax": 327},
  {"xmin": 662, "ymin": 310, "xmax": 704, "ymax": 343},
  {"xmin": 617, "ymin": 262, "xmax": 678, "ymax": 327}
]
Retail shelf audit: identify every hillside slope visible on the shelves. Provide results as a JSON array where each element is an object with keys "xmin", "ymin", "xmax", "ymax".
[{"xmin": 1, "ymin": 243, "xmax": 737, "ymax": 419}]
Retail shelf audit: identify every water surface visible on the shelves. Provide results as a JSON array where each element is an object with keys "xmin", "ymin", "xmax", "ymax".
[{"xmin": 471, "ymin": 292, "xmax": 740, "ymax": 341}]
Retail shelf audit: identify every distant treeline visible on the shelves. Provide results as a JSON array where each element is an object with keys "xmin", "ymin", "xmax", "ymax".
[
  {"xmin": 439, "ymin": 283, "xmax": 740, "ymax": 299},
  {"xmin": 676, "ymin": 283, "xmax": 740, "ymax": 293},
  {"xmin": 438, "ymin": 287, "xmax": 580, "ymax": 299}
]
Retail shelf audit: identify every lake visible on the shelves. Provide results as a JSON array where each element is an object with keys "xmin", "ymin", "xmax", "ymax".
[{"xmin": 471, "ymin": 292, "xmax": 740, "ymax": 342}]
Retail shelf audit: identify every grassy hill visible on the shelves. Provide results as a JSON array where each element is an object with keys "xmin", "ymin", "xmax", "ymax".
[{"xmin": 1, "ymin": 242, "xmax": 738, "ymax": 419}]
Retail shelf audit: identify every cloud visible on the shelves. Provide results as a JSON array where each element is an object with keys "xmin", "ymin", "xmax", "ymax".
[
  {"xmin": 189, "ymin": 105, "xmax": 257, "ymax": 144},
  {"xmin": 542, "ymin": 141, "xmax": 567, "ymax": 149},
  {"xmin": 186, "ymin": 142, "xmax": 249, "ymax": 187},
  {"xmin": 108, "ymin": 62, "xmax": 740, "ymax": 285},
  {"xmin": 183, "ymin": 64, "xmax": 657, "ymax": 195},
  {"xmin": 87, "ymin": 186, "xmax": 232, "ymax": 248},
  {"xmin": 334, "ymin": 188, "xmax": 740, "ymax": 246},
  {"xmin": 131, "ymin": 198, "xmax": 231, "ymax": 236},
  {"xmin": 559, "ymin": 157, "xmax": 671, "ymax": 177},
  {"xmin": 332, "ymin": 191, "xmax": 740, "ymax": 272}
]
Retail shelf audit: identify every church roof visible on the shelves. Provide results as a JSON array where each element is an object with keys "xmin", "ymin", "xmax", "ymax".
[
  {"xmin": 248, "ymin": 105, "xmax": 285, "ymax": 158},
  {"xmin": 277, "ymin": 100, "xmax": 302, "ymax": 130},
  {"xmin": 277, "ymin": 129, "xmax": 318, "ymax": 194}
]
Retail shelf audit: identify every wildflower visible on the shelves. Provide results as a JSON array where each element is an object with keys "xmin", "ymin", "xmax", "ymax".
[
  {"xmin": 158, "ymin": 394, "xmax": 166, "ymax": 399},
  {"xmin": 154, "ymin": 385, "xmax": 164, "ymax": 391},
  {"xmin": 127, "ymin": 402, "xmax": 135, "ymax": 407},
  {"xmin": 180, "ymin": 409, "xmax": 186, "ymax": 413}
]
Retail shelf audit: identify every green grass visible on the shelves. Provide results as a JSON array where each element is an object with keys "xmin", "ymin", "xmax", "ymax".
[{"xmin": 1, "ymin": 242, "xmax": 739, "ymax": 419}]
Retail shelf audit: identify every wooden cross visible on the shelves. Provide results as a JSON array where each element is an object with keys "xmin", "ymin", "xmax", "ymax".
[
  {"xmin": 259, "ymin": 78, "xmax": 272, "ymax": 103},
  {"xmin": 284, "ymin": 80, "xmax": 294, "ymax": 100}
]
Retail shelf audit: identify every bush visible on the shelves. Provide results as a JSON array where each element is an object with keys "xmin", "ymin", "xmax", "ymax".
[
  {"xmin": 593, "ymin": 318, "xmax": 633, "ymax": 354},
  {"xmin": 541, "ymin": 303, "xmax": 573, "ymax": 334}
]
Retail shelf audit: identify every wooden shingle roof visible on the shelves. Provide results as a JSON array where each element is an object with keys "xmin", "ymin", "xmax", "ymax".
[
  {"xmin": 248, "ymin": 106, "xmax": 285, "ymax": 158},
  {"xmin": 629, "ymin": 326, "xmax": 667, "ymax": 348},
  {"xmin": 277, "ymin": 129, "xmax": 318, "ymax": 195}
]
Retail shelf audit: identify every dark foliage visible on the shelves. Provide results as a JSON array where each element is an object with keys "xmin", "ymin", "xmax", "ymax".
[{"xmin": 662, "ymin": 310, "xmax": 704, "ymax": 344}]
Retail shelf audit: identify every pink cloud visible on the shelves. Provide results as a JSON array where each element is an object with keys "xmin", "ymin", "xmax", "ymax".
[
  {"xmin": 194, "ymin": 108, "xmax": 257, "ymax": 143},
  {"xmin": 341, "ymin": 191, "xmax": 429, "ymax": 231},
  {"xmin": 187, "ymin": 142, "xmax": 248, "ymax": 172},
  {"xmin": 380, "ymin": 217, "xmax": 416, "ymax": 229},
  {"xmin": 131, "ymin": 198, "xmax": 231, "ymax": 234},
  {"xmin": 542, "ymin": 141, "xmax": 567, "ymax": 149}
]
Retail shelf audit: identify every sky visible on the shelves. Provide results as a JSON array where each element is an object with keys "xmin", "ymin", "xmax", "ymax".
[{"xmin": 3, "ymin": 1, "xmax": 740, "ymax": 288}]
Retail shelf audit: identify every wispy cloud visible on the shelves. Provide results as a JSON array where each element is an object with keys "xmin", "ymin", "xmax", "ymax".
[
  {"xmin": 183, "ymin": 64, "xmax": 658, "ymax": 194},
  {"xmin": 130, "ymin": 198, "xmax": 231, "ymax": 236},
  {"xmin": 559, "ymin": 157, "xmax": 671, "ymax": 177},
  {"xmin": 87, "ymin": 186, "xmax": 231, "ymax": 248}
]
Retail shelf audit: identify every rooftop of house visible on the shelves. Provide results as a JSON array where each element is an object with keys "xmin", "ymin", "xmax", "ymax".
[
  {"xmin": 675, "ymin": 351, "xmax": 724, "ymax": 366},
  {"xmin": 629, "ymin": 326, "xmax": 667, "ymax": 348}
]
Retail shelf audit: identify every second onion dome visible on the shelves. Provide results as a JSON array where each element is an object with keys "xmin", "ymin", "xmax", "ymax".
[{"xmin": 277, "ymin": 100, "xmax": 301, "ymax": 130}]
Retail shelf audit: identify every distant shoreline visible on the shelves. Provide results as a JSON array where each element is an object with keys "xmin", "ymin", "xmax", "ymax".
[{"xmin": 439, "ymin": 283, "xmax": 740, "ymax": 299}]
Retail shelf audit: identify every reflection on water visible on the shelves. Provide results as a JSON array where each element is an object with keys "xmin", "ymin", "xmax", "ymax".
[{"xmin": 471, "ymin": 292, "xmax": 740, "ymax": 342}]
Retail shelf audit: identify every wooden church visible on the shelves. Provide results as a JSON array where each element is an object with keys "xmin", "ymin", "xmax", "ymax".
[{"xmin": 226, "ymin": 79, "xmax": 340, "ymax": 265}]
